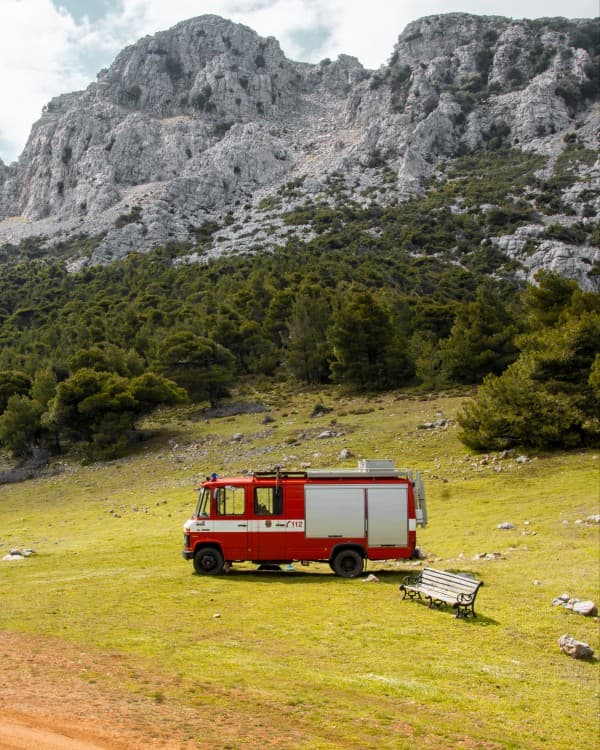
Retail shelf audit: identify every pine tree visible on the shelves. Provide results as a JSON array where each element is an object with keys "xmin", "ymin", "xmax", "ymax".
[
  {"xmin": 157, "ymin": 332, "xmax": 236, "ymax": 406},
  {"xmin": 286, "ymin": 287, "xmax": 332, "ymax": 384},
  {"xmin": 0, "ymin": 371, "xmax": 32, "ymax": 413},
  {"xmin": 439, "ymin": 282, "xmax": 519, "ymax": 384},
  {"xmin": 0, "ymin": 395, "xmax": 43, "ymax": 457},
  {"xmin": 329, "ymin": 288, "xmax": 414, "ymax": 391},
  {"xmin": 458, "ymin": 308, "xmax": 600, "ymax": 450}
]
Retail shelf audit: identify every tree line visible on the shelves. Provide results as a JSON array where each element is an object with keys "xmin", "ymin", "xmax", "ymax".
[
  {"xmin": 0, "ymin": 235, "xmax": 597, "ymax": 460},
  {"xmin": 0, "ymin": 146, "xmax": 597, "ymax": 458}
]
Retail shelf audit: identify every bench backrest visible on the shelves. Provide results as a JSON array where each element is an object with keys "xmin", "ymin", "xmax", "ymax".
[{"xmin": 421, "ymin": 567, "xmax": 481, "ymax": 595}]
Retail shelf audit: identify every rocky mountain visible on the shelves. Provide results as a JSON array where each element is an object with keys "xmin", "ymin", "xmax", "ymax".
[{"xmin": 0, "ymin": 13, "xmax": 598, "ymax": 288}]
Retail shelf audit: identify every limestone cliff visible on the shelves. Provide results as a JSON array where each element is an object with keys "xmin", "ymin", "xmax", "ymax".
[{"xmin": 0, "ymin": 13, "xmax": 598, "ymax": 288}]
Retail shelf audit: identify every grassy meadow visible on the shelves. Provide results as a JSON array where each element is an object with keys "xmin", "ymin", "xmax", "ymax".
[{"xmin": 0, "ymin": 387, "xmax": 598, "ymax": 749}]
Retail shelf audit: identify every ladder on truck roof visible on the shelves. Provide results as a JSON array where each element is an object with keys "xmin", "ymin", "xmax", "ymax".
[
  {"xmin": 306, "ymin": 459, "xmax": 401, "ymax": 478},
  {"xmin": 252, "ymin": 469, "xmax": 307, "ymax": 479}
]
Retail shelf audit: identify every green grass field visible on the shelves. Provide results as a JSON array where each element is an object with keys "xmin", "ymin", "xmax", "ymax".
[{"xmin": 1, "ymin": 388, "xmax": 598, "ymax": 749}]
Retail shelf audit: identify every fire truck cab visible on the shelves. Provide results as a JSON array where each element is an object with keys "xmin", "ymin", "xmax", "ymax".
[{"xmin": 182, "ymin": 459, "xmax": 427, "ymax": 578}]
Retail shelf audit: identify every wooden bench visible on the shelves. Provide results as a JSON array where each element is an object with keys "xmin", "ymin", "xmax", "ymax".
[{"xmin": 399, "ymin": 567, "xmax": 482, "ymax": 618}]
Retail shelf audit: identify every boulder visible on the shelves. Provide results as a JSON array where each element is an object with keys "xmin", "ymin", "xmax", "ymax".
[
  {"xmin": 558, "ymin": 634, "xmax": 594, "ymax": 659},
  {"xmin": 552, "ymin": 594, "xmax": 598, "ymax": 617},
  {"xmin": 572, "ymin": 600, "xmax": 598, "ymax": 617}
]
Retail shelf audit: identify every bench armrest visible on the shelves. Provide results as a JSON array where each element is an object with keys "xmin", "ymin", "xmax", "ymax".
[{"xmin": 401, "ymin": 573, "xmax": 422, "ymax": 588}]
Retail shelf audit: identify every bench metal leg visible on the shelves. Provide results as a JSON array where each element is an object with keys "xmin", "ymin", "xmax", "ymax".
[
  {"xmin": 454, "ymin": 603, "xmax": 476, "ymax": 618},
  {"xmin": 400, "ymin": 586, "xmax": 422, "ymax": 602}
]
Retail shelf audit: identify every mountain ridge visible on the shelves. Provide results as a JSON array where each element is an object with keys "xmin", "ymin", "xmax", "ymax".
[{"xmin": 0, "ymin": 13, "xmax": 598, "ymax": 289}]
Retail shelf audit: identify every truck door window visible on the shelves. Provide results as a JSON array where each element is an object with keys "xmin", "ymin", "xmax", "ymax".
[
  {"xmin": 215, "ymin": 486, "xmax": 245, "ymax": 516},
  {"xmin": 254, "ymin": 486, "xmax": 283, "ymax": 515}
]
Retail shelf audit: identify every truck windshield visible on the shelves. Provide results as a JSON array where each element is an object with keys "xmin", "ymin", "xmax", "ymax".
[{"xmin": 195, "ymin": 488, "xmax": 211, "ymax": 517}]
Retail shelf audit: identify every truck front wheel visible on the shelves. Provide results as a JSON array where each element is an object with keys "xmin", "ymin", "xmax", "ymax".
[
  {"xmin": 193, "ymin": 547, "xmax": 224, "ymax": 575},
  {"xmin": 332, "ymin": 549, "xmax": 364, "ymax": 578}
]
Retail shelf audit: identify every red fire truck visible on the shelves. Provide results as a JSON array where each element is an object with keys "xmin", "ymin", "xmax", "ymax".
[{"xmin": 182, "ymin": 459, "xmax": 427, "ymax": 577}]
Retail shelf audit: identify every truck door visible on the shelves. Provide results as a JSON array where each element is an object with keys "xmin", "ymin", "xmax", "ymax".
[
  {"xmin": 249, "ymin": 485, "xmax": 287, "ymax": 561},
  {"xmin": 367, "ymin": 485, "xmax": 408, "ymax": 547},
  {"xmin": 214, "ymin": 485, "xmax": 248, "ymax": 560}
]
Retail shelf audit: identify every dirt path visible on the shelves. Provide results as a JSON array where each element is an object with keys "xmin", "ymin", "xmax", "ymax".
[
  {"xmin": 0, "ymin": 711, "xmax": 123, "ymax": 749},
  {"xmin": 0, "ymin": 631, "xmax": 196, "ymax": 749},
  {"xmin": 0, "ymin": 631, "xmax": 303, "ymax": 749}
]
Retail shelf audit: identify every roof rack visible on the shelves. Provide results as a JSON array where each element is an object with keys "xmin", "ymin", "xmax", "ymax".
[
  {"xmin": 306, "ymin": 459, "xmax": 402, "ymax": 478},
  {"xmin": 252, "ymin": 470, "xmax": 307, "ymax": 479}
]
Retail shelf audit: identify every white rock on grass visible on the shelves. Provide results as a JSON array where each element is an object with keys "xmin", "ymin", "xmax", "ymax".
[
  {"xmin": 552, "ymin": 594, "xmax": 598, "ymax": 617},
  {"xmin": 2, "ymin": 548, "xmax": 36, "ymax": 561},
  {"xmin": 558, "ymin": 634, "xmax": 594, "ymax": 659},
  {"xmin": 572, "ymin": 600, "xmax": 598, "ymax": 617}
]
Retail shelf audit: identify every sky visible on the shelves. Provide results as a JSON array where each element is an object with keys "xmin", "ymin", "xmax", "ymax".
[{"xmin": 0, "ymin": 0, "xmax": 598, "ymax": 164}]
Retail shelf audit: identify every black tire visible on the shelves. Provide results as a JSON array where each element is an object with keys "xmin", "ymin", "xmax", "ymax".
[
  {"xmin": 193, "ymin": 546, "xmax": 225, "ymax": 575},
  {"xmin": 332, "ymin": 549, "xmax": 364, "ymax": 578}
]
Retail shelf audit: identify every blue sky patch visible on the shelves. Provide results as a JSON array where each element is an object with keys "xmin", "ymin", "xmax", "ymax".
[{"xmin": 53, "ymin": 0, "xmax": 121, "ymax": 23}]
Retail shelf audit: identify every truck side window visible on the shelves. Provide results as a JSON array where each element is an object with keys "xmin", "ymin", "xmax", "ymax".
[
  {"xmin": 215, "ymin": 486, "xmax": 245, "ymax": 516},
  {"xmin": 254, "ymin": 486, "xmax": 283, "ymax": 515}
]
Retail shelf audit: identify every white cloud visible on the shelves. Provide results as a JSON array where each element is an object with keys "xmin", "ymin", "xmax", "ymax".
[
  {"xmin": 0, "ymin": 1, "xmax": 82, "ymax": 161},
  {"xmin": 1, "ymin": 0, "xmax": 598, "ymax": 163}
]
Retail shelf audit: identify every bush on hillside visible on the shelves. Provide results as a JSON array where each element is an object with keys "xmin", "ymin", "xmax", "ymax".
[{"xmin": 458, "ymin": 274, "xmax": 600, "ymax": 451}]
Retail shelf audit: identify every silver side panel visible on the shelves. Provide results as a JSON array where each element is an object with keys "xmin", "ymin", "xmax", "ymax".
[
  {"xmin": 304, "ymin": 485, "xmax": 365, "ymax": 539},
  {"xmin": 304, "ymin": 483, "xmax": 410, "ymax": 545},
  {"xmin": 367, "ymin": 486, "xmax": 408, "ymax": 546}
]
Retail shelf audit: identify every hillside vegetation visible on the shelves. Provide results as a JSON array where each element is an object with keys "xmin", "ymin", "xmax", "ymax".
[
  {"xmin": 0, "ymin": 388, "xmax": 598, "ymax": 749},
  {"xmin": 0, "ymin": 147, "xmax": 598, "ymax": 460}
]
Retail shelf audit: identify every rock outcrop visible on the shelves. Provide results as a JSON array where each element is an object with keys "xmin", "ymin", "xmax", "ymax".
[{"xmin": 0, "ymin": 13, "xmax": 598, "ymax": 287}]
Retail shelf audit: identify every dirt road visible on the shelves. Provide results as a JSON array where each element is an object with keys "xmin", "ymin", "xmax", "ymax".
[
  {"xmin": 0, "ymin": 630, "xmax": 297, "ymax": 749},
  {"xmin": 0, "ymin": 631, "xmax": 191, "ymax": 749},
  {"xmin": 0, "ymin": 712, "xmax": 123, "ymax": 749}
]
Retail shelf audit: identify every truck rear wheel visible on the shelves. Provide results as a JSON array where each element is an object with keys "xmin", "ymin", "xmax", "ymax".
[
  {"xmin": 332, "ymin": 549, "xmax": 364, "ymax": 578},
  {"xmin": 193, "ymin": 547, "xmax": 224, "ymax": 575}
]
